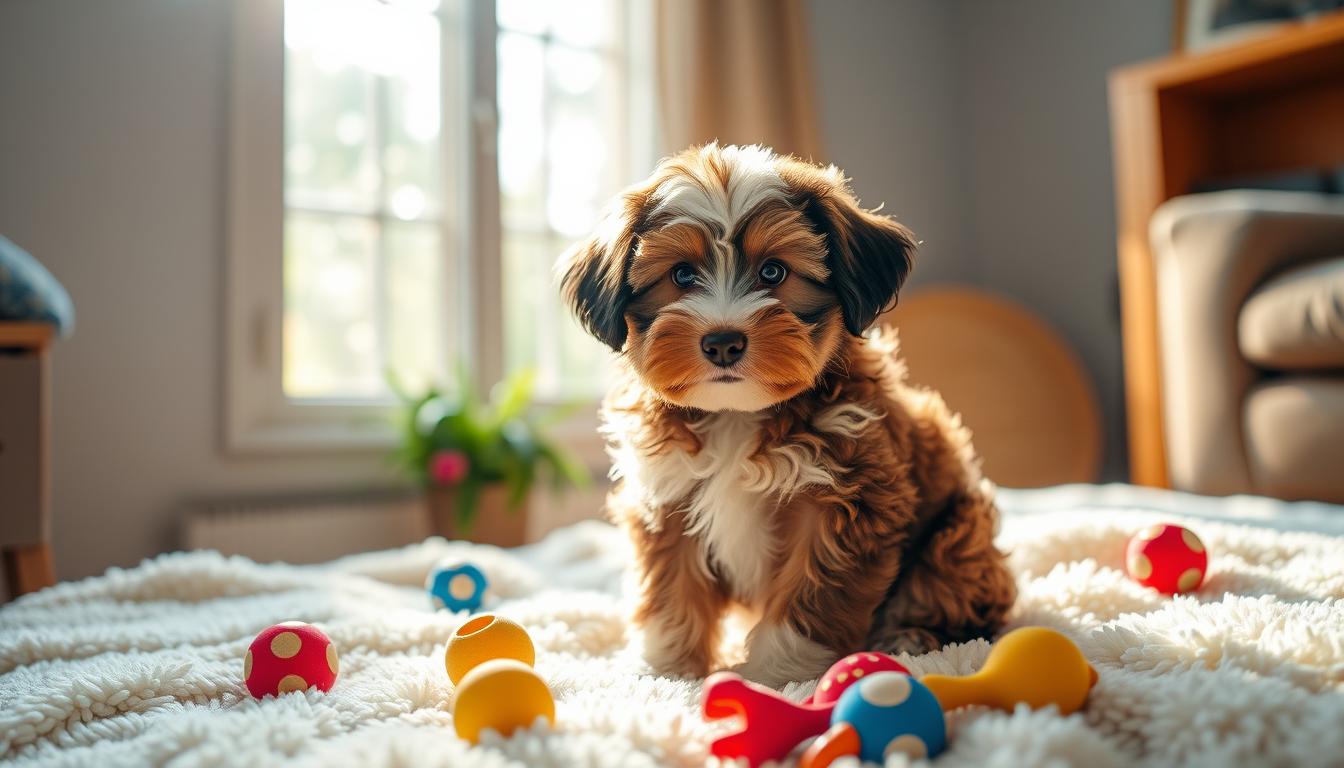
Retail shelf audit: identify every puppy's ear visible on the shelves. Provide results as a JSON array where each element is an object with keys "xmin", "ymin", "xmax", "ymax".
[
  {"xmin": 781, "ymin": 161, "xmax": 917, "ymax": 336},
  {"xmin": 558, "ymin": 184, "xmax": 654, "ymax": 351}
]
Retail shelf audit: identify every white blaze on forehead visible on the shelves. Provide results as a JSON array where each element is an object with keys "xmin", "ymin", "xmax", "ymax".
[
  {"xmin": 650, "ymin": 146, "xmax": 789, "ymax": 328},
  {"xmin": 649, "ymin": 144, "xmax": 787, "ymax": 236}
]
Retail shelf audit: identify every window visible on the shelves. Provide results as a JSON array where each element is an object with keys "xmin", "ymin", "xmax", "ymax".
[
  {"xmin": 283, "ymin": 0, "xmax": 451, "ymax": 400},
  {"xmin": 227, "ymin": 0, "xmax": 653, "ymax": 450}
]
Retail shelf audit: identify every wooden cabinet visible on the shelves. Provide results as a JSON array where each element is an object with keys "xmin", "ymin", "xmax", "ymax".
[
  {"xmin": 1109, "ymin": 13, "xmax": 1344, "ymax": 486},
  {"xmin": 0, "ymin": 323, "xmax": 54, "ymax": 599}
]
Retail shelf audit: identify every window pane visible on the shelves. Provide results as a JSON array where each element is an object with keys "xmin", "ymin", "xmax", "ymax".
[
  {"xmin": 502, "ymin": 232, "xmax": 548, "ymax": 387},
  {"xmin": 496, "ymin": 0, "xmax": 548, "ymax": 36},
  {"xmin": 548, "ymin": 0, "xmax": 617, "ymax": 49},
  {"xmin": 497, "ymin": 2, "xmax": 626, "ymax": 399},
  {"xmin": 498, "ymin": 32, "xmax": 546, "ymax": 230},
  {"xmin": 283, "ymin": 0, "xmax": 450, "ymax": 403},
  {"xmin": 284, "ymin": 212, "xmax": 381, "ymax": 398},
  {"xmin": 503, "ymin": 232, "xmax": 611, "ymax": 398},
  {"xmin": 546, "ymin": 45, "xmax": 616, "ymax": 237},
  {"xmin": 496, "ymin": 0, "xmax": 618, "ymax": 48},
  {"xmin": 284, "ymin": 0, "xmax": 379, "ymax": 212},
  {"xmin": 549, "ymin": 240, "xmax": 615, "ymax": 398},
  {"xmin": 384, "ymin": 222, "xmax": 448, "ymax": 393},
  {"xmin": 382, "ymin": 12, "xmax": 441, "ymax": 220},
  {"xmin": 385, "ymin": 0, "xmax": 442, "ymax": 12}
]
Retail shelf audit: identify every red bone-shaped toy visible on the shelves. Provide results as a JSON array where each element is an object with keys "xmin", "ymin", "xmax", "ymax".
[
  {"xmin": 702, "ymin": 652, "xmax": 910, "ymax": 766},
  {"xmin": 703, "ymin": 673, "xmax": 831, "ymax": 766}
]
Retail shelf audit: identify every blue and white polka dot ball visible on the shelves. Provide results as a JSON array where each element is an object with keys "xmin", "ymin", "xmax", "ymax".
[
  {"xmin": 426, "ymin": 562, "xmax": 488, "ymax": 612},
  {"xmin": 833, "ymin": 671, "xmax": 946, "ymax": 762}
]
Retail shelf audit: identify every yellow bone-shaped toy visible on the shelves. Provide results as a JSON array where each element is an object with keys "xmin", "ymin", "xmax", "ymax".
[{"xmin": 920, "ymin": 627, "xmax": 1097, "ymax": 715}]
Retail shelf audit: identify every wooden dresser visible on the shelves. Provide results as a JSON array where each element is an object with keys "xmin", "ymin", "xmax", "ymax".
[{"xmin": 0, "ymin": 322, "xmax": 55, "ymax": 599}]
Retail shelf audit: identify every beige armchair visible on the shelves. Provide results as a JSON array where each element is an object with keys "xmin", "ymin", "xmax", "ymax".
[{"xmin": 1150, "ymin": 191, "xmax": 1344, "ymax": 502}]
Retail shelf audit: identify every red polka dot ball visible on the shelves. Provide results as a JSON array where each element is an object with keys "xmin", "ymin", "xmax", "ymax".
[
  {"xmin": 1125, "ymin": 523, "xmax": 1208, "ymax": 595},
  {"xmin": 811, "ymin": 651, "xmax": 911, "ymax": 706},
  {"xmin": 244, "ymin": 621, "xmax": 339, "ymax": 698}
]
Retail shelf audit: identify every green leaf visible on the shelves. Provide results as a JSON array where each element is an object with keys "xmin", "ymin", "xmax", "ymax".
[
  {"xmin": 536, "ymin": 438, "xmax": 591, "ymax": 490},
  {"xmin": 490, "ymin": 368, "xmax": 536, "ymax": 427},
  {"xmin": 455, "ymin": 476, "xmax": 482, "ymax": 533},
  {"xmin": 502, "ymin": 458, "xmax": 534, "ymax": 510},
  {"xmin": 384, "ymin": 367, "xmax": 414, "ymax": 403},
  {"xmin": 429, "ymin": 406, "xmax": 473, "ymax": 452},
  {"xmin": 389, "ymin": 390, "xmax": 442, "ymax": 484}
]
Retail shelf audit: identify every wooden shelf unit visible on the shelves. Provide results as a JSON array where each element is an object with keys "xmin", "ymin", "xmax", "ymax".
[
  {"xmin": 0, "ymin": 322, "xmax": 55, "ymax": 599},
  {"xmin": 1109, "ymin": 12, "xmax": 1344, "ymax": 487}
]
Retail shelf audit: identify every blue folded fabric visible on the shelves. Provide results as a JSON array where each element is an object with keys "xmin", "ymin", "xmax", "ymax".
[{"xmin": 0, "ymin": 234, "xmax": 74, "ymax": 336}]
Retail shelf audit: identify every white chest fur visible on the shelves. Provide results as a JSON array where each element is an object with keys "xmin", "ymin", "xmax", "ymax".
[{"xmin": 607, "ymin": 409, "xmax": 842, "ymax": 603}]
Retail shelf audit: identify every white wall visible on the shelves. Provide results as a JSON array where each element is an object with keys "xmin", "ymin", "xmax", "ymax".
[
  {"xmin": 810, "ymin": 0, "xmax": 1171, "ymax": 479},
  {"xmin": 0, "ymin": 0, "xmax": 398, "ymax": 581},
  {"xmin": 809, "ymin": 0, "xmax": 970, "ymax": 287},
  {"xmin": 950, "ymin": 0, "xmax": 1171, "ymax": 480}
]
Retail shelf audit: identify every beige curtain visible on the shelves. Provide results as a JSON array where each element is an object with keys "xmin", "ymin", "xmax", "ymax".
[{"xmin": 656, "ymin": 0, "xmax": 824, "ymax": 162}]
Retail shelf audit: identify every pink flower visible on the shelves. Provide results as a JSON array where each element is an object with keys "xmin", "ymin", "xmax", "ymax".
[{"xmin": 428, "ymin": 450, "xmax": 469, "ymax": 485}]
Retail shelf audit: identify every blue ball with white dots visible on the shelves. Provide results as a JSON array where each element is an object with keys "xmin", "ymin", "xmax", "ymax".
[
  {"xmin": 833, "ymin": 671, "xmax": 946, "ymax": 762},
  {"xmin": 426, "ymin": 562, "xmax": 488, "ymax": 612}
]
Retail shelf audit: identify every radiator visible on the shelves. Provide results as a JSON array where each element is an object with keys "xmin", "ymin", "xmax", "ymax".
[{"xmin": 180, "ymin": 491, "xmax": 430, "ymax": 565}]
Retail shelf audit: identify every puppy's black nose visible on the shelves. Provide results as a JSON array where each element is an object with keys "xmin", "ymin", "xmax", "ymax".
[{"xmin": 700, "ymin": 330, "xmax": 747, "ymax": 367}]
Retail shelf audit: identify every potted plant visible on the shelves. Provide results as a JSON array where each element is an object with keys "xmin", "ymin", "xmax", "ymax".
[{"xmin": 391, "ymin": 367, "xmax": 589, "ymax": 547}]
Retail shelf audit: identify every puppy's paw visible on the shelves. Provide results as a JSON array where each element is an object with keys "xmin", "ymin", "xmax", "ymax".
[
  {"xmin": 867, "ymin": 626, "xmax": 942, "ymax": 657},
  {"xmin": 727, "ymin": 658, "xmax": 799, "ymax": 690},
  {"xmin": 731, "ymin": 623, "xmax": 836, "ymax": 689},
  {"xmin": 645, "ymin": 652, "xmax": 709, "ymax": 680},
  {"xmin": 641, "ymin": 624, "xmax": 711, "ymax": 679}
]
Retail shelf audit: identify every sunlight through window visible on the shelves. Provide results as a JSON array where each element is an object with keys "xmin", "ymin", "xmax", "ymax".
[
  {"xmin": 283, "ymin": 0, "xmax": 447, "ymax": 400},
  {"xmin": 281, "ymin": 0, "xmax": 641, "ymax": 404},
  {"xmin": 497, "ymin": 0, "xmax": 628, "ymax": 399}
]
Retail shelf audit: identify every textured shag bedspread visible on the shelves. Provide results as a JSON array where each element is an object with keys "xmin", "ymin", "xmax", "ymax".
[{"xmin": 2, "ymin": 485, "xmax": 1342, "ymax": 767}]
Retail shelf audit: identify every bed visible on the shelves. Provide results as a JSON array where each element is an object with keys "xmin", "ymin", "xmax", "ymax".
[{"xmin": 2, "ymin": 484, "xmax": 1342, "ymax": 766}]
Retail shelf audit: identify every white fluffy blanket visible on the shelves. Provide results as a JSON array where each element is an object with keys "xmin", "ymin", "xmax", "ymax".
[{"xmin": 2, "ymin": 485, "xmax": 1343, "ymax": 767}]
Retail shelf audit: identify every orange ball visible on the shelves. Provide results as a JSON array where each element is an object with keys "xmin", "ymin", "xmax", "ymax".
[
  {"xmin": 444, "ymin": 613, "xmax": 535, "ymax": 685},
  {"xmin": 244, "ymin": 621, "xmax": 339, "ymax": 698},
  {"xmin": 1125, "ymin": 524, "xmax": 1208, "ymax": 594}
]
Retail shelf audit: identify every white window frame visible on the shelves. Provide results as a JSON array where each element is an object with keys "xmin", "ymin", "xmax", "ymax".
[{"xmin": 226, "ymin": 0, "xmax": 653, "ymax": 461}]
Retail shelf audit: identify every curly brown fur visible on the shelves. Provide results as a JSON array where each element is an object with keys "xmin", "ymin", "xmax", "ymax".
[{"xmin": 561, "ymin": 144, "xmax": 1016, "ymax": 687}]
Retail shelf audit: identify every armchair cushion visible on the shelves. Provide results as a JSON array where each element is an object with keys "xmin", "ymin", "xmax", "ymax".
[
  {"xmin": 1244, "ymin": 378, "xmax": 1344, "ymax": 503},
  {"xmin": 1239, "ymin": 257, "xmax": 1344, "ymax": 370}
]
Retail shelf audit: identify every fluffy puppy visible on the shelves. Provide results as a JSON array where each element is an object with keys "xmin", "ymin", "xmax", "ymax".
[{"xmin": 559, "ymin": 143, "xmax": 1016, "ymax": 687}]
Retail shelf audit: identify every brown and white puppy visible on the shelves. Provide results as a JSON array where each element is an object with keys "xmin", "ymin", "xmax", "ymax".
[{"xmin": 559, "ymin": 144, "xmax": 1016, "ymax": 687}]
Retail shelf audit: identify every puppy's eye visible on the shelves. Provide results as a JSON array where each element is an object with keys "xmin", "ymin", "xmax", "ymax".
[
  {"xmin": 759, "ymin": 260, "xmax": 788, "ymax": 286},
  {"xmin": 671, "ymin": 263, "xmax": 698, "ymax": 288}
]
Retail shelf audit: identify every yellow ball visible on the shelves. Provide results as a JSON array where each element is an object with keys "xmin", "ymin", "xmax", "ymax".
[
  {"xmin": 452, "ymin": 658, "xmax": 555, "ymax": 743},
  {"xmin": 445, "ymin": 613, "xmax": 535, "ymax": 685}
]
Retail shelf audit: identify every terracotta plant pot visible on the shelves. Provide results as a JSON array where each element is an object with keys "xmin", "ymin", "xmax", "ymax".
[{"xmin": 426, "ymin": 484, "xmax": 529, "ymax": 547}]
